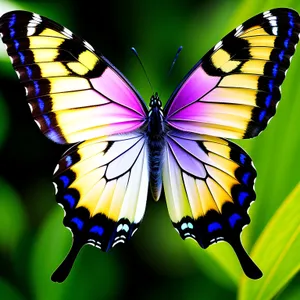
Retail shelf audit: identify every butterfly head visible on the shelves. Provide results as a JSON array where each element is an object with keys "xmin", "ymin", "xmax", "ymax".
[{"xmin": 149, "ymin": 92, "xmax": 162, "ymax": 109}]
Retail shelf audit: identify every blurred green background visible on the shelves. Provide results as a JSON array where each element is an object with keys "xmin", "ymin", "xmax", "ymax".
[{"xmin": 0, "ymin": 0, "xmax": 299, "ymax": 299}]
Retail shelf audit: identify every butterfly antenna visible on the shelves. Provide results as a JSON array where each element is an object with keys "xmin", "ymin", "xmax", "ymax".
[
  {"xmin": 131, "ymin": 47, "xmax": 155, "ymax": 95},
  {"xmin": 158, "ymin": 46, "xmax": 183, "ymax": 98},
  {"xmin": 167, "ymin": 46, "xmax": 183, "ymax": 77}
]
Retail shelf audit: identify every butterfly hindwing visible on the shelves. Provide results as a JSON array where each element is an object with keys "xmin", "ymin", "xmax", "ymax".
[
  {"xmin": 0, "ymin": 11, "xmax": 147, "ymax": 144},
  {"xmin": 164, "ymin": 8, "xmax": 300, "ymax": 139},
  {"xmin": 52, "ymin": 132, "xmax": 149, "ymax": 282},
  {"xmin": 163, "ymin": 130, "xmax": 262, "ymax": 279}
]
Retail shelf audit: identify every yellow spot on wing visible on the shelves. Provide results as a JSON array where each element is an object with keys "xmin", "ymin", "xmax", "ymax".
[
  {"xmin": 67, "ymin": 62, "xmax": 89, "ymax": 75},
  {"xmin": 220, "ymin": 74, "xmax": 259, "ymax": 89},
  {"xmin": 243, "ymin": 36, "xmax": 276, "ymax": 47},
  {"xmin": 207, "ymin": 178, "xmax": 233, "ymax": 210},
  {"xmin": 241, "ymin": 60, "xmax": 267, "ymax": 75},
  {"xmin": 207, "ymin": 152, "xmax": 238, "ymax": 178},
  {"xmin": 240, "ymin": 26, "xmax": 268, "ymax": 37},
  {"xmin": 38, "ymin": 62, "xmax": 70, "ymax": 77},
  {"xmin": 39, "ymin": 28, "xmax": 67, "ymax": 38},
  {"xmin": 206, "ymin": 166, "xmax": 238, "ymax": 196},
  {"xmin": 196, "ymin": 179, "xmax": 219, "ymax": 213},
  {"xmin": 28, "ymin": 36, "xmax": 64, "ymax": 48},
  {"xmin": 202, "ymin": 87, "xmax": 257, "ymax": 106},
  {"xmin": 78, "ymin": 51, "xmax": 98, "ymax": 70},
  {"xmin": 250, "ymin": 47, "xmax": 273, "ymax": 60},
  {"xmin": 220, "ymin": 60, "xmax": 242, "ymax": 72},
  {"xmin": 78, "ymin": 178, "xmax": 106, "ymax": 211},
  {"xmin": 48, "ymin": 77, "xmax": 90, "ymax": 93},
  {"xmin": 31, "ymin": 49, "xmax": 59, "ymax": 62},
  {"xmin": 50, "ymin": 90, "xmax": 109, "ymax": 112},
  {"xmin": 211, "ymin": 49, "xmax": 230, "ymax": 68}
]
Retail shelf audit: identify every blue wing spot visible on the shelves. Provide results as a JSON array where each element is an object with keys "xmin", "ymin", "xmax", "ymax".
[
  {"xmin": 265, "ymin": 94, "xmax": 272, "ymax": 108},
  {"xmin": 9, "ymin": 14, "xmax": 16, "ymax": 27},
  {"xmin": 43, "ymin": 114, "xmax": 51, "ymax": 127},
  {"xmin": 272, "ymin": 64, "xmax": 278, "ymax": 77},
  {"xmin": 242, "ymin": 172, "xmax": 251, "ymax": 185},
  {"xmin": 229, "ymin": 213, "xmax": 242, "ymax": 228},
  {"xmin": 65, "ymin": 155, "xmax": 72, "ymax": 167},
  {"xmin": 268, "ymin": 80, "xmax": 274, "ymax": 92},
  {"xmin": 71, "ymin": 217, "xmax": 84, "ymax": 230},
  {"xmin": 10, "ymin": 28, "xmax": 15, "ymax": 38},
  {"xmin": 60, "ymin": 175, "xmax": 70, "ymax": 188},
  {"xmin": 288, "ymin": 28, "xmax": 293, "ymax": 37},
  {"xmin": 240, "ymin": 153, "xmax": 246, "ymax": 164},
  {"xmin": 33, "ymin": 81, "xmax": 40, "ymax": 95},
  {"xmin": 259, "ymin": 110, "xmax": 266, "ymax": 122},
  {"xmin": 13, "ymin": 40, "xmax": 19, "ymax": 50},
  {"xmin": 279, "ymin": 50, "xmax": 285, "ymax": 61},
  {"xmin": 37, "ymin": 98, "xmax": 44, "ymax": 111},
  {"xmin": 63, "ymin": 194, "xmax": 75, "ymax": 208},
  {"xmin": 208, "ymin": 222, "xmax": 222, "ymax": 233},
  {"xmin": 47, "ymin": 129, "xmax": 62, "ymax": 143},
  {"xmin": 90, "ymin": 225, "xmax": 104, "ymax": 236},
  {"xmin": 284, "ymin": 38, "xmax": 289, "ymax": 48},
  {"xmin": 238, "ymin": 191, "xmax": 248, "ymax": 205},
  {"xmin": 288, "ymin": 12, "xmax": 294, "ymax": 27},
  {"xmin": 26, "ymin": 66, "xmax": 32, "ymax": 79},
  {"xmin": 18, "ymin": 52, "xmax": 25, "ymax": 64}
]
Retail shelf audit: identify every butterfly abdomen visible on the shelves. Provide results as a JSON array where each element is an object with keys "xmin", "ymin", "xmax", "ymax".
[
  {"xmin": 148, "ymin": 137, "xmax": 165, "ymax": 201},
  {"xmin": 147, "ymin": 94, "xmax": 165, "ymax": 200}
]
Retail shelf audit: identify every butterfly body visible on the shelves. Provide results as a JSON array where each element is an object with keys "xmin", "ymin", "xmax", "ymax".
[
  {"xmin": 1, "ymin": 8, "xmax": 299, "ymax": 283},
  {"xmin": 147, "ymin": 92, "xmax": 165, "ymax": 200}
]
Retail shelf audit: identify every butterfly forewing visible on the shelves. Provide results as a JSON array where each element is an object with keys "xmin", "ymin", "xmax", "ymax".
[
  {"xmin": 164, "ymin": 8, "xmax": 300, "ymax": 139},
  {"xmin": 51, "ymin": 132, "xmax": 149, "ymax": 282},
  {"xmin": 0, "ymin": 10, "xmax": 147, "ymax": 144}
]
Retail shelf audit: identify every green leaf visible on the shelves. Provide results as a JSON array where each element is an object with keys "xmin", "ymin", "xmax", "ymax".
[
  {"xmin": 0, "ymin": 178, "xmax": 27, "ymax": 253},
  {"xmin": 238, "ymin": 183, "xmax": 300, "ymax": 300},
  {"xmin": 30, "ymin": 207, "xmax": 123, "ymax": 300},
  {"xmin": 0, "ymin": 278, "xmax": 26, "ymax": 300}
]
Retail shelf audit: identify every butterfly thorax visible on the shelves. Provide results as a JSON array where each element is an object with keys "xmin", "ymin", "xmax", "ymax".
[{"xmin": 147, "ymin": 93, "xmax": 166, "ymax": 201}]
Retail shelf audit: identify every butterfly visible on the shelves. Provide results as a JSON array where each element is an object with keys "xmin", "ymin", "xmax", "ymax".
[{"xmin": 0, "ymin": 8, "xmax": 299, "ymax": 283}]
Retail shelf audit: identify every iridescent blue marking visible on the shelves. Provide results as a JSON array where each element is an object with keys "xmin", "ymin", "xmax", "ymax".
[
  {"xmin": 33, "ymin": 81, "xmax": 40, "ymax": 95},
  {"xmin": 268, "ymin": 80, "xmax": 274, "ymax": 92},
  {"xmin": 238, "ymin": 191, "xmax": 248, "ymax": 205},
  {"xmin": 13, "ymin": 39, "xmax": 19, "ymax": 50},
  {"xmin": 284, "ymin": 38, "xmax": 289, "ymax": 48},
  {"xmin": 9, "ymin": 14, "xmax": 16, "ymax": 27},
  {"xmin": 37, "ymin": 98, "xmax": 44, "ymax": 111},
  {"xmin": 279, "ymin": 50, "xmax": 285, "ymax": 61},
  {"xmin": 288, "ymin": 28, "xmax": 293, "ymax": 37},
  {"xmin": 240, "ymin": 153, "xmax": 246, "ymax": 164},
  {"xmin": 26, "ymin": 66, "xmax": 32, "ymax": 78},
  {"xmin": 66, "ymin": 156, "xmax": 72, "ymax": 167},
  {"xmin": 10, "ymin": 28, "xmax": 15, "ymax": 38},
  {"xmin": 71, "ymin": 217, "xmax": 84, "ymax": 230},
  {"xmin": 242, "ymin": 172, "xmax": 251, "ymax": 185},
  {"xmin": 18, "ymin": 52, "xmax": 25, "ymax": 64},
  {"xmin": 265, "ymin": 94, "xmax": 272, "ymax": 108},
  {"xmin": 272, "ymin": 63, "xmax": 278, "ymax": 77},
  {"xmin": 259, "ymin": 110, "xmax": 266, "ymax": 122},
  {"xmin": 90, "ymin": 225, "xmax": 104, "ymax": 236},
  {"xmin": 208, "ymin": 222, "xmax": 222, "ymax": 233},
  {"xmin": 60, "ymin": 175, "xmax": 70, "ymax": 188},
  {"xmin": 43, "ymin": 114, "xmax": 51, "ymax": 127},
  {"xmin": 63, "ymin": 194, "xmax": 75, "ymax": 208},
  {"xmin": 229, "ymin": 213, "xmax": 242, "ymax": 228},
  {"xmin": 47, "ymin": 130, "xmax": 61, "ymax": 142},
  {"xmin": 288, "ymin": 12, "xmax": 294, "ymax": 27}
]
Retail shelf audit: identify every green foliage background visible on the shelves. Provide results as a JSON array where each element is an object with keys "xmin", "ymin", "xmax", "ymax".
[{"xmin": 0, "ymin": 0, "xmax": 299, "ymax": 299}]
